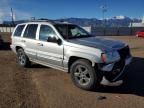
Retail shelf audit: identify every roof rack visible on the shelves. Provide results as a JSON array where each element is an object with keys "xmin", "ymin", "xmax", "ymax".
[
  {"xmin": 26, "ymin": 19, "xmax": 70, "ymax": 24},
  {"xmin": 29, "ymin": 19, "xmax": 55, "ymax": 23}
]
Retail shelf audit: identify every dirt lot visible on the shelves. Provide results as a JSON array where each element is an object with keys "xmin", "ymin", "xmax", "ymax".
[{"xmin": 0, "ymin": 33, "xmax": 144, "ymax": 108}]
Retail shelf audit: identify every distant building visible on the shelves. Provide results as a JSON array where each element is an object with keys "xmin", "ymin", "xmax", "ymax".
[
  {"xmin": 129, "ymin": 16, "xmax": 144, "ymax": 27},
  {"xmin": 82, "ymin": 26, "xmax": 91, "ymax": 33}
]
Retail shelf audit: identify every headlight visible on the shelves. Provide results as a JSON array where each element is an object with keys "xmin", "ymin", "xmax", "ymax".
[{"xmin": 101, "ymin": 51, "xmax": 120, "ymax": 63}]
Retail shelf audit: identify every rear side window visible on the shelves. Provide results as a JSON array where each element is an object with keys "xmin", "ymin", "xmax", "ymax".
[
  {"xmin": 23, "ymin": 24, "xmax": 38, "ymax": 39},
  {"xmin": 14, "ymin": 25, "xmax": 25, "ymax": 37}
]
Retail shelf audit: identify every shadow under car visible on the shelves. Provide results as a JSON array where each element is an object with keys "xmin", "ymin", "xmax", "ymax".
[{"xmin": 94, "ymin": 57, "xmax": 144, "ymax": 97}]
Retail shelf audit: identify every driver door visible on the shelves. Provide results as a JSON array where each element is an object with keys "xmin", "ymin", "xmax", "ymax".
[{"xmin": 36, "ymin": 24, "xmax": 63, "ymax": 67}]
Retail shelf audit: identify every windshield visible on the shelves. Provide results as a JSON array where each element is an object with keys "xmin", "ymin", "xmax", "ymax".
[{"xmin": 54, "ymin": 24, "xmax": 92, "ymax": 39}]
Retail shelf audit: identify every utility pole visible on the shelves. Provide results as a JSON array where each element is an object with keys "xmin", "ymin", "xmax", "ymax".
[
  {"xmin": 100, "ymin": 0, "xmax": 107, "ymax": 35},
  {"xmin": 100, "ymin": 0, "xmax": 107, "ymax": 27},
  {"xmin": 11, "ymin": 8, "xmax": 15, "ymax": 25}
]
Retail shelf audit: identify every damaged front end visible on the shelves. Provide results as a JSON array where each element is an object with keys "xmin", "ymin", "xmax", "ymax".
[{"xmin": 99, "ymin": 46, "xmax": 132, "ymax": 86}]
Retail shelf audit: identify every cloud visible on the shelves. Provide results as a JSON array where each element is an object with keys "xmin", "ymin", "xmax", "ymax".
[
  {"xmin": 0, "ymin": 0, "xmax": 9, "ymax": 19},
  {"xmin": 0, "ymin": 11, "xmax": 6, "ymax": 18},
  {"xmin": 14, "ymin": 10, "xmax": 32, "ymax": 20},
  {"xmin": 0, "ymin": 0, "xmax": 32, "ymax": 22}
]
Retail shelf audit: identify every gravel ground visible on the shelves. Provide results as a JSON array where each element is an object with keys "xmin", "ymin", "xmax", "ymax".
[{"xmin": 0, "ymin": 33, "xmax": 144, "ymax": 108}]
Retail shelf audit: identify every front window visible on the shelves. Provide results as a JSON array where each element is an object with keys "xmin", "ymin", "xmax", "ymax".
[
  {"xmin": 39, "ymin": 25, "xmax": 56, "ymax": 42},
  {"xmin": 54, "ymin": 24, "xmax": 91, "ymax": 39}
]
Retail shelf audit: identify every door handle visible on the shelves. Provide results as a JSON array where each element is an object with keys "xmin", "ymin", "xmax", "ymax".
[
  {"xmin": 21, "ymin": 40, "xmax": 26, "ymax": 43},
  {"xmin": 37, "ymin": 43, "xmax": 43, "ymax": 46}
]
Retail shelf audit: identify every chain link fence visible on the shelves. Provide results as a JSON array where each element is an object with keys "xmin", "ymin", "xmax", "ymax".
[
  {"xmin": 0, "ymin": 25, "xmax": 144, "ymax": 36},
  {"xmin": 91, "ymin": 27, "xmax": 144, "ymax": 36}
]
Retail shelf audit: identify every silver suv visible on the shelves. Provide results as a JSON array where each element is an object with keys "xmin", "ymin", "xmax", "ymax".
[{"xmin": 11, "ymin": 20, "xmax": 132, "ymax": 90}]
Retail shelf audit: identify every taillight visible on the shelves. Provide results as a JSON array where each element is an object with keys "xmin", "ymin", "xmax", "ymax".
[{"xmin": 101, "ymin": 53, "xmax": 107, "ymax": 63}]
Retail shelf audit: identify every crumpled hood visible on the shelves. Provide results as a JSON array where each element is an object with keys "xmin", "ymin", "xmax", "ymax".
[{"xmin": 68, "ymin": 36, "xmax": 126, "ymax": 52}]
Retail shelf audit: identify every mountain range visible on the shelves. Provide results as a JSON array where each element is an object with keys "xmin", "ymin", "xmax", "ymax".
[
  {"xmin": 57, "ymin": 16, "xmax": 141, "ymax": 27},
  {"xmin": 3, "ymin": 16, "xmax": 142, "ymax": 27}
]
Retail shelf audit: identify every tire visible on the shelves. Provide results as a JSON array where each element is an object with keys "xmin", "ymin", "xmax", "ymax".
[
  {"xmin": 70, "ymin": 59, "xmax": 99, "ymax": 90},
  {"xmin": 17, "ymin": 48, "xmax": 31, "ymax": 67}
]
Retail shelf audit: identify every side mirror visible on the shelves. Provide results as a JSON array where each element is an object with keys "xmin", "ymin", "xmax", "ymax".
[
  {"xmin": 57, "ymin": 39, "xmax": 62, "ymax": 45},
  {"xmin": 47, "ymin": 36, "xmax": 62, "ymax": 45},
  {"xmin": 47, "ymin": 36, "xmax": 57, "ymax": 43}
]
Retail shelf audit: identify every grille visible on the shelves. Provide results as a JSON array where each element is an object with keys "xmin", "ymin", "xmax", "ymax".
[
  {"xmin": 104, "ymin": 46, "xmax": 130, "ymax": 81},
  {"xmin": 118, "ymin": 46, "xmax": 130, "ymax": 59}
]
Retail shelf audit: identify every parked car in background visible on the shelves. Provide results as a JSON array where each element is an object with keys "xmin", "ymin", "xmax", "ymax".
[
  {"xmin": 136, "ymin": 31, "xmax": 144, "ymax": 37},
  {"xmin": 0, "ymin": 35, "xmax": 3, "ymax": 47},
  {"xmin": 11, "ymin": 20, "xmax": 132, "ymax": 90}
]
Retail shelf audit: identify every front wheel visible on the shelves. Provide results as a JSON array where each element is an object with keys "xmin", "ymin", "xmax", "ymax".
[
  {"xmin": 17, "ymin": 48, "xmax": 31, "ymax": 67},
  {"xmin": 70, "ymin": 59, "xmax": 99, "ymax": 90}
]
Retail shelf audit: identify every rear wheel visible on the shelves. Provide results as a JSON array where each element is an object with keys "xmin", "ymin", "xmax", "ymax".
[
  {"xmin": 17, "ymin": 48, "xmax": 31, "ymax": 67},
  {"xmin": 70, "ymin": 59, "xmax": 99, "ymax": 90}
]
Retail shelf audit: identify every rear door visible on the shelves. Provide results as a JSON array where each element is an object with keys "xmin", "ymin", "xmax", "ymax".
[
  {"xmin": 22, "ymin": 24, "xmax": 38, "ymax": 60},
  {"xmin": 12, "ymin": 24, "xmax": 25, "ymax": 47}
]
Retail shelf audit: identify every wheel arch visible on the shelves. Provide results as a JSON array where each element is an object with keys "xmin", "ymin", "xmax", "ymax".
[
  {"xmin": 68, "ymin": 56, "xmax": 97, "ymax": 73},
  {"xmin": 15, "ymin": 46, "xmax": 23, "ymax": 52}
]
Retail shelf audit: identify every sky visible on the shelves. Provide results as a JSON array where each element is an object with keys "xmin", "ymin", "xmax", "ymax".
[{"xmin": 0, "ymin": 0, "xmax": 144, "ymax": 21}]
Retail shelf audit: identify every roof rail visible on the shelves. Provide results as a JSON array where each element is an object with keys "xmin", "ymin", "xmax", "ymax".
[
  {"xmin": 29, "ymin": 19, "xmax": 55, "ymax": 23},
  {"xmin": 26, "ymin": 19, "xmax": 70, "ymax": 24}
]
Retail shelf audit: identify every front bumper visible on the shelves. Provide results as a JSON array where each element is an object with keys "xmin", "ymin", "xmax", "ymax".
[
  {"xmin": 100, "ymin": 76, "xmax": 123, "ymax": 86},
  {"xmin": 99, "ymin": 56, "xmax": 132, "ymax": 86},
  {"xmin": 101, "ymin": 57, "xmax": 132, "ymax": 72}
]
